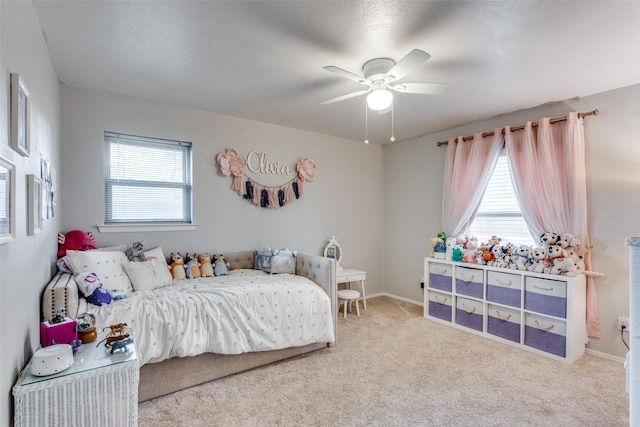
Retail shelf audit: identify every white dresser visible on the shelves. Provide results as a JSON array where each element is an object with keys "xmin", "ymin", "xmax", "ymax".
[
  {"xmin": 13, "ymin": 332, "xmax": 139, "ymax": 426},
  {"xmin": 424, "ymin": 257, "xmax": 586, "ymax": 363}
]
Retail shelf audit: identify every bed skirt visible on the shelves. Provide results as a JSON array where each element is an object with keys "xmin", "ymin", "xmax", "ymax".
[{"xmin": 139, "ymin": 342, "xmax": 328, "ymax": 401}]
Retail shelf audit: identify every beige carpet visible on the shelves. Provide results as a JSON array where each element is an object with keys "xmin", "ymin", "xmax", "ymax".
[{"xmin": 138, "ymin": 296, "xmax": 629, "ymax": 426}]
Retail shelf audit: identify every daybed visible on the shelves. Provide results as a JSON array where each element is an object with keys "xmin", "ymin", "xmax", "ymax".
[{"xmin": 42, "ymin": 251, "xmax": 337, "ymax": 401}]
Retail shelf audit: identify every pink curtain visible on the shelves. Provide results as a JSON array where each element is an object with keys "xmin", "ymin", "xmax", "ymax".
[
  {"xmin": 505, "ymin": 112, "xmax": 599, "ymax": 338},
  {"xmin": 442, "ymin": 131, "xmax": 503, "ymax": 237}
]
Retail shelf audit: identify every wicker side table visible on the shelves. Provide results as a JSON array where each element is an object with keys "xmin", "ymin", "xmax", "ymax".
[{"xmin": 13, "ymin": 331, "xmax": 139, "ymax": 427}]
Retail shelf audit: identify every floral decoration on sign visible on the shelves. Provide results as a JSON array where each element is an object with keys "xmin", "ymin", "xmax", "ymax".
[{"xmin": 216, "ymin": 148, "xmax": 317, "ymax": 209}]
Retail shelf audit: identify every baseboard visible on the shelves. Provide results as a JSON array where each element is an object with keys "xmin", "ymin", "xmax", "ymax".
[
  {"xmin": 368, "ymin": 292, "xmax": 424, "ymax": 307},
  {"xmin": 370, "ymin": 293, "xmax": 625, "ymax": 364},
  {"xmin": 585, "ymin": 348, "xmax": 625, "ymax": 364}
]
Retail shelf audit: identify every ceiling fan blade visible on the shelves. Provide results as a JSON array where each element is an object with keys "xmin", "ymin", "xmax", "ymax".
[
  {"xmin": 323, "ymin": 66, "xmax": 369, "ymax": 85},
  {"xmin": 390, "ymin": 82, "xmax": 448, "ymax": 95},
  {"xmin": 320, "ymin": 89, "xmax": 370, "ymax": 105},
  {"xmin": 385, "ymin": 49, "xmax": 431, "ymax": 83}
]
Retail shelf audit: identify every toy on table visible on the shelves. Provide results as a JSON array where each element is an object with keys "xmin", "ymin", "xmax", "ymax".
[
  {"xmin": 97, "ymin": 322, "xmax": 131, "ymax": 352},
  {"xmin": 51, "ymin": 307, "xmax": 66, "ymax": 324},
  {"xmin": 76, "ymin": 312, "xmax": 97, "ymax": 344}
]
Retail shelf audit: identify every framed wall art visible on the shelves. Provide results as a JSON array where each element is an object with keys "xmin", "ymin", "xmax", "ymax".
[
  {"xmin": 10, "ymin": 72, "xmax": 30, "ymax": 157},
  {"xmin": 27, "ymin": 174, "xmax": 43, "ymax": 235},
  {"xmin": 0, "ymin": 157, "xmax": 16, "ymax": 244}
]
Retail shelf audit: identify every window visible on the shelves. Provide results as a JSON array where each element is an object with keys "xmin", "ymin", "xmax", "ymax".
[
  {"xmin": 466, "ymin": 150, "xmax": 535, "ymax": 246},
  {"xmin": 104, "ymin": 132, "xmax": 192, "ymax": 225}
]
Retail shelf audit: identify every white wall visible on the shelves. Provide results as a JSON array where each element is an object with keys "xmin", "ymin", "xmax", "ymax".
[
  {"xmin": 0, "ymin": 2, "xmax": 61, "ymax": 425},
  {"xmin": 384, "ymin": 83, "xmax": 640, "ymax": 360},
  {"xmin": 60, "ymin": 85, "xmax": 384, "ymax": 289}
]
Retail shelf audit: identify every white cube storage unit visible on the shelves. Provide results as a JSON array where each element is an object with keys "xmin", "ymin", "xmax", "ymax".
[{"xmin": 424, "ymin": 257, "xmax": 586, "ymax": 363}]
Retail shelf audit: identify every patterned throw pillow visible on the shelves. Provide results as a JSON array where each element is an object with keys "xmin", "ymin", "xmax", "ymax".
[{"xmin": 66, "ymin": 250, "xmax": 133, "ymax": 295}]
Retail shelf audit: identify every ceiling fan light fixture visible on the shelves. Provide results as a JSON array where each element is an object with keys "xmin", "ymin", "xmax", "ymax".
[{"xmin": 367, "ymin": 88, "xmax": 393, "ymax": 111}]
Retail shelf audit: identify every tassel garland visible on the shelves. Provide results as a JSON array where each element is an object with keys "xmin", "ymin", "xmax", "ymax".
[{"xmin": 216, "ymin": 148, "xmax": 316, "ymax": 209}]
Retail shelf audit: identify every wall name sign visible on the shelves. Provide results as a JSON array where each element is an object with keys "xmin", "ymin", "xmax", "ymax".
[
  {"xmin": 217, "ymin": 148, "xmax": 316, "ymax": 209},
  {"xmin": 246, "ymin": 150, "xmax": 292, "ymax": 176}
]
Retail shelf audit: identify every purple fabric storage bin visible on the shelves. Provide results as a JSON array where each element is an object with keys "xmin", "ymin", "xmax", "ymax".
[
  {"xmin": 456, "ymin": 278, "xmax": 483, "ymax": 299},
  {"xmin": 455, "ymin": 308, "xmax": 483, "ymax": 332},
  {"xmin": 524, "ymin": 292, "xmax": 566, "ymax": 318},
  {"xmin": 429, "ymin": 272, "xmax": 452, "ymax": 292},
  {"xmin": 487, "ymin": 285, "xmax": 521, "ymax": 308},
  {"xmin": 524, "ymin": 326, "xmax": 566, "ymax": 357},
  {"xmin": 428, "ymin": 299, "xmax": 452, "ymax": 322},
  {"xmin": 488, "ymin": 315, "xmax": 520, "ymax": 343}
]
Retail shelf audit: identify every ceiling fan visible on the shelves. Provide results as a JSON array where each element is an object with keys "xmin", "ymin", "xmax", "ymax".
[{"xmin": 321, "ymin": 49, "xmax": 448, "ymax": 111}]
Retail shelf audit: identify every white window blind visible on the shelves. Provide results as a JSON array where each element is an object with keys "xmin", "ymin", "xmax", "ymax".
[
  {"xmin": 466, "ymin": 151, "xmax": 535, "ymax": 246},
  {"xmin": 104, "ymin": 132, "xmax": 192, "ymax": 224}
]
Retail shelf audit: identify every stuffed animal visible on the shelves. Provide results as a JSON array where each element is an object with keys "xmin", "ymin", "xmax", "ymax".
[
  {"xmin": 462, "ymin": 238, "xmax": 479, "ymax": 263},
  {"xmin": 428, "ymin": 237, "xmax": 442, "ymax": 258},
  {"xmin": 214, "ymin": 255, "xmax": 230, "ymax": 276},
  {"xmin": 564, "ymin": 247, "xmax": 586, "ymax": 274},
  {"xmin": 482, "ymin": 248, "xmax": 494, "ymax": 265},
  {"xmin": 185, "ymin": 253, "xmax": 201, "ymax": 279},
  {"xmin": 57, "ymin": 230, "xmax": 96, "ymax": 257},
  {"xmin": 557, "ymin": 233, "xmax": 589, "ymax": 257},
  {"xmin": 528, "ymin": 246, "xmax": 551, "ymax": 274},
  {"xmin": 451, "ymin": 247, "xmax": 463, "ymax": 262},
  {"xmin": 491, "ymin": 245, "xmax": 510, "ymax": 269},
  {"xmin": 125, "ymin": 241, "xmax": 146, "ymax": 262},
  {"xmin": 168, "ymin": 252, "xmax": 186, "ymax": 280},
  {"xmin": 510, "ymin": 245, "xmax": 532, "ymax": 271},
  {"xmin": 487, "ymin": 235, "xmax": 502, "ymax": 246},
  {"xmin": 475, "ymin": 249, "xmax": 486, "ymax": 265},
  {"xmin": 433, "ymin": 240, "xmax": 446, "ymax": 259},
  {"xmin": 539, "ymin": 232, "xmax": 559, "ymax": 247},
  {"xmin": 198, "ymin": 253, "xmax": 214, "ymax": 277},
  {"xmin": 549, "ymin": 245, "xmax": 579, "ymax": 276}
]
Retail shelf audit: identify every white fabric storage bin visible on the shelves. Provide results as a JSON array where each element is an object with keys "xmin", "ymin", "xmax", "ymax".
[
  {"xmin": 487, "ymin": 304, "xmax": 521, "ymax": 343},
  {"xmin": 487, "ymin": 270, "xmax": 522, "ymax": 308},
  {"xmin": 524, "ymin": 312, "xmax": 567, "ymax": 357},
  {"xmin": 428, "ymin": 290, "xmax": 452, "ymax": 322},
  {"xmin": 428, "ymin": 262, "xmax": 453, "ymax": 292},
  {"xmin": 455, "ymin": 296, "xmax": 484, "ymax": 332},
  {"xmin": 524, "ymin": 276, "xmax": 567, "ymax": 318}
]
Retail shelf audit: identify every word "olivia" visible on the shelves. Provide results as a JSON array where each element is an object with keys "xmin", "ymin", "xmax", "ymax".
[{"xmin": 246, "ymin": 151, "xmax": 292, "ymax": 175}]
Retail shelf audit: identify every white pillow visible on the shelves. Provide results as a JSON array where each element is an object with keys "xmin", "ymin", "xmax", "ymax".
[
  {"xmin": 124, "ymin": 259, "xmax": 173, "ymax": 291},
  {"xmin": 66, "ymin": 250, "xmax": 133, "ymax": 295},
  {"xmin": 144, "ymin": 246, "xmax": 166, "ymax": 262}
]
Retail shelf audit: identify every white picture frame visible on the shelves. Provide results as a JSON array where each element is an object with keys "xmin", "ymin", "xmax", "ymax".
[
  {"xmin": 10, "ymin": 72, "xmax": 30, "ymax": 157},
  {"xmin": 27, "ymin": 174, "xmax": 43, "ymax": 235},
  {"xmin": 0, "ymin": 157, "xmax": 16, "ymax": 244}
]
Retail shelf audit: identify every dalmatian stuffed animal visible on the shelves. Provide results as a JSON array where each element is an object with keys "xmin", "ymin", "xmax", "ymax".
[
  {"xmin": 528, "ymin": 247, "xmax": 551, "ymax": 274},
  {"xmin": 510, "ymin": 245, "xmax": 532, "ymax": 271}
]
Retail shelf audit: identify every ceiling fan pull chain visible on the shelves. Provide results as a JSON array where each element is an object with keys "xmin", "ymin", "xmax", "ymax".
[
  {"xmin": 390, "ymin": 101, "xmax": 395, "ymax": 142},
  {"xmin": 364, "ymin": 101, "xmax": 369, "ymax": 144}
]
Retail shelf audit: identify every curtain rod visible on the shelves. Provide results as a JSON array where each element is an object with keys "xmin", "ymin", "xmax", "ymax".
[{"xmin": 436, "ymin": 109, "xmax": 599, "ymax": 147}]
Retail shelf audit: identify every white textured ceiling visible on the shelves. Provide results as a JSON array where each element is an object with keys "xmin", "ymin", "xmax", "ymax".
[{"xmin": 33, "ymin": 1, "xmax": 640, "ymax": 145}]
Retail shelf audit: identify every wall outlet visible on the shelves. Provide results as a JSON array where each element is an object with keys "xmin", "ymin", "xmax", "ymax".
[
  {"xmin": 618, "ymin": 316, "xmax": 630, "ymax": 331},
  {"xmin": 420, "ymin": 278, "xmax": 424, "ymax": 289}
]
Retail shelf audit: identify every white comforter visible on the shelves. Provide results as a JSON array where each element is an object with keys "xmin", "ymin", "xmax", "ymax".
[{"xmin": 79, "ymin": 270, "xmax": 334, "ymax": 366}]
